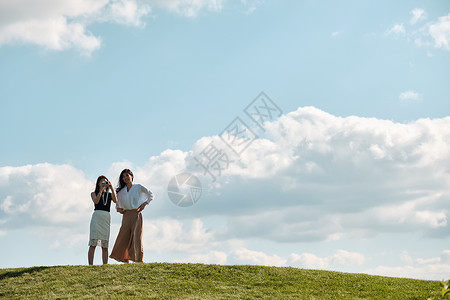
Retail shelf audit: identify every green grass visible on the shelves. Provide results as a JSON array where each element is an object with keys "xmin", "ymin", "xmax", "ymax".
[{"xmin": 0, "ymin": 263, "xmax": 441, "ymax": 299}]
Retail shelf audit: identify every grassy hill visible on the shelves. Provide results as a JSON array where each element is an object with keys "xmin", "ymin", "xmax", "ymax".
[{"xmin": 0, "ymin": 263, "xmax": 442, "ymax": 299}]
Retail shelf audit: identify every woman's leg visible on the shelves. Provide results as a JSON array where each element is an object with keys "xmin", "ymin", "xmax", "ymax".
[
  {"xmin": 88, "ymin": 246, "xmax": 96, "ymax": 265},
  {"xmin": 130, "ymin": 211, "xmax": 144, "ymax": 262},
  {"xmin": 102, "ymin": 247, "xmax": 108, "ymax": 264},
  {"xmin": 110, "ymin": 210, "xmax": 143, "ymax": 263},
  {"xmin": 110, "ymin": 212, "xmax": 133, "ymax": 262}
]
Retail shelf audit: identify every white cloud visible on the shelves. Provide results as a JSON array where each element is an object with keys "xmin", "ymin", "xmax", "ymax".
[
  {"xmin": 107, "ymin": 0, "xmax": 151, "ymax": 26},
  {"xmin": 386, "ymin": 11, "xmax": 450, "ymax": 52},
  {"xmin": 330, "ymin": 250, "xmax": 365, "ymax": 267},
  {"xmin": 441, "ymin": 250, "xmax": 450, "ymax": 264},
  {"xmin": 416, "ymin": 257, "xmax": 441, "ymax": 265},
  {"xmin": 400, "ymin": 251, "xmax": 413, "ymax": 264},
  {"xmin": 399, "ymin": 90, "xmax": 421, "ymax": 101},
  {"xmin": 290, "ymin": 250, "xmax": 365, "ymax": 269},
  {"xmin": 410, "ymin": 8, "xmax": 426, "ymax": 25},
  {"xmin": 178, "ymin": 251, "xmax": 228, "ymax": 264},
  {"xmin": 0, "ymin": 16, "xmax": 102, "ymax": 54},
  {"xmin": 385, "ymin": 24, "xmax": 405, "ymax": 36},
  {"xmin": 239, "ymin": 0, "xmax": 263, "ymax": 15},
  {"xmin": 0, "ymin": 163, "xmax": 93, "ymax": 228},
  {"xmin": 367, "ymin": 250, "xmax": 450, "ymax": 280},
  {"xmin": 290, "ymin": 252, "xmax": 329, "ymax": 269},
  {"xmin": 233, "ymin": 248, "xmax": 287, "ymax": 266},
  {"xmin": 429, "ymin": 13, "xmax": 450, "ymax": 50},
  {"xmin": 0, "ymin": 0, "xmax": 151, "ymax": 54},
  {"xmin": 206, "ymin": 107, "xmax": 450, "ymax": 242},
  {"xmin": 147, "ymin": 0, "xmax": 224, "ymax": 17},
  {"xmin": 0, "ymin": 0, "xmax": 264, "ymax": 53},
  {"xmin": 0, "ymin": 0, "xmax": 253, "ymax": 53},
  {"xmin": 366, "ymin": 264, "xmax": 450, "ymax": 280},
  {"xmin": 143, "ymin": 218, "xmax": 215, "ymax": 253},
  {"xmin": 35, "ymin": 227, "xmax": 88, "ymax": 250},
  {"xmin": 343, "ymin": 200, "xmax": 447, "ymax": 234},
  {"xmin": 135, "ymin": 149, "xmax": 189, "ymax": 188}
]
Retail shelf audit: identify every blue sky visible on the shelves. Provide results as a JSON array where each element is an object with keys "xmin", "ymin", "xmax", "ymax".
[{"xmin": 1, "ymin": 0, "xmax": 450, "ymax": 280}]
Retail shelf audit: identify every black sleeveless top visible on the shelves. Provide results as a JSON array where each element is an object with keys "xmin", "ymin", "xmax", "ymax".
[{"xmin": 94, "ymin": 192, "xmax": 112, "ymax": 212}]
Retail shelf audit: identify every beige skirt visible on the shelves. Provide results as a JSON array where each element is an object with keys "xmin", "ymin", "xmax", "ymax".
[
  {"xmin": 89, "ymin": 210, "xmax": 110, "ymax": 248},
  {"xmin": 110, "ymin": 210, "xmax": 143, "ymax": 263}
]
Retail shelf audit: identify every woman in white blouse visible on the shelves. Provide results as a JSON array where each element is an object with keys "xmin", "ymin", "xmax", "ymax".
[{"xmin": 109, "ymin": 169, "xmax": 154, "ymax": 263}]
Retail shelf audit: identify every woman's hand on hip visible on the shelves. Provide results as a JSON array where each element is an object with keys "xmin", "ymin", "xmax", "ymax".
[{"xmin": 137, "ymin": 202, "xmax": 147, "ymax": 212}]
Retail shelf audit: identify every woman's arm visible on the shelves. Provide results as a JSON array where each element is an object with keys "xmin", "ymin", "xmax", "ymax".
[
  {"xmin": 137, "ymin": 185, "xmax": 154, "ymax": 212},
  {"xmin": 91, "ymin": 191, "xmax": 102, "ymax": 204},
  {"xmin": 137, "ymin": 202, "xmax": 147, "ymax": 212},
  {"xmin": 114, "ymin": 186, "xmax": 124, "ymax": 214},
  {"xmin": 109, "ymin": 183, "xmax": 118, "ymax": 204}
]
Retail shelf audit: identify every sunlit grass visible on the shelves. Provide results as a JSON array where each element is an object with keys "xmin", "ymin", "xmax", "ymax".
[{"xmin": 0, "ymin": 263, "xmax": 441, "ymax": 299}]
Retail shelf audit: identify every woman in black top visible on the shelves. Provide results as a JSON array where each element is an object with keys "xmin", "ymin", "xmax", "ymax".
[{"xmin": 88, "ymin": 175, "xmax": 117, "ymax": 265}]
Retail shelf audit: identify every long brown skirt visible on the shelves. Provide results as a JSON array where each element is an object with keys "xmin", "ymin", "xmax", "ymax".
[{"xmin": 110, "ymin": 210, "xmax": 143, "ymax": 263}]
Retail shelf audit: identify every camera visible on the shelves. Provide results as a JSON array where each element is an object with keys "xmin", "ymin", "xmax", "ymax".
[{"xmin": 102, "ymin": 180, "xmax": 109, "ymax": 185}]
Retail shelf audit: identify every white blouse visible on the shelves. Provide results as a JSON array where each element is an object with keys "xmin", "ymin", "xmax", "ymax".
[{"xmin": 116, "ymin": 184, "xmax": 154, "ymax": 210}]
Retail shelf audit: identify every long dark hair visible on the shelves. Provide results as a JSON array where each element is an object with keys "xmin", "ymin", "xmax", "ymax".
[
  {"xmin": 116, "ymin": 169, "xmax": 134, "ymax": 192},
  {"xmin": 94, "ymin": 175, "xmax": 108, "ymax": 195}
]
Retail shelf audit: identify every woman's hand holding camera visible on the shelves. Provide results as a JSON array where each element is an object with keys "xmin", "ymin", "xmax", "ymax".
[{"xmin": 101, "ymin": 179, "xmax": 112, "ymax": 192}]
